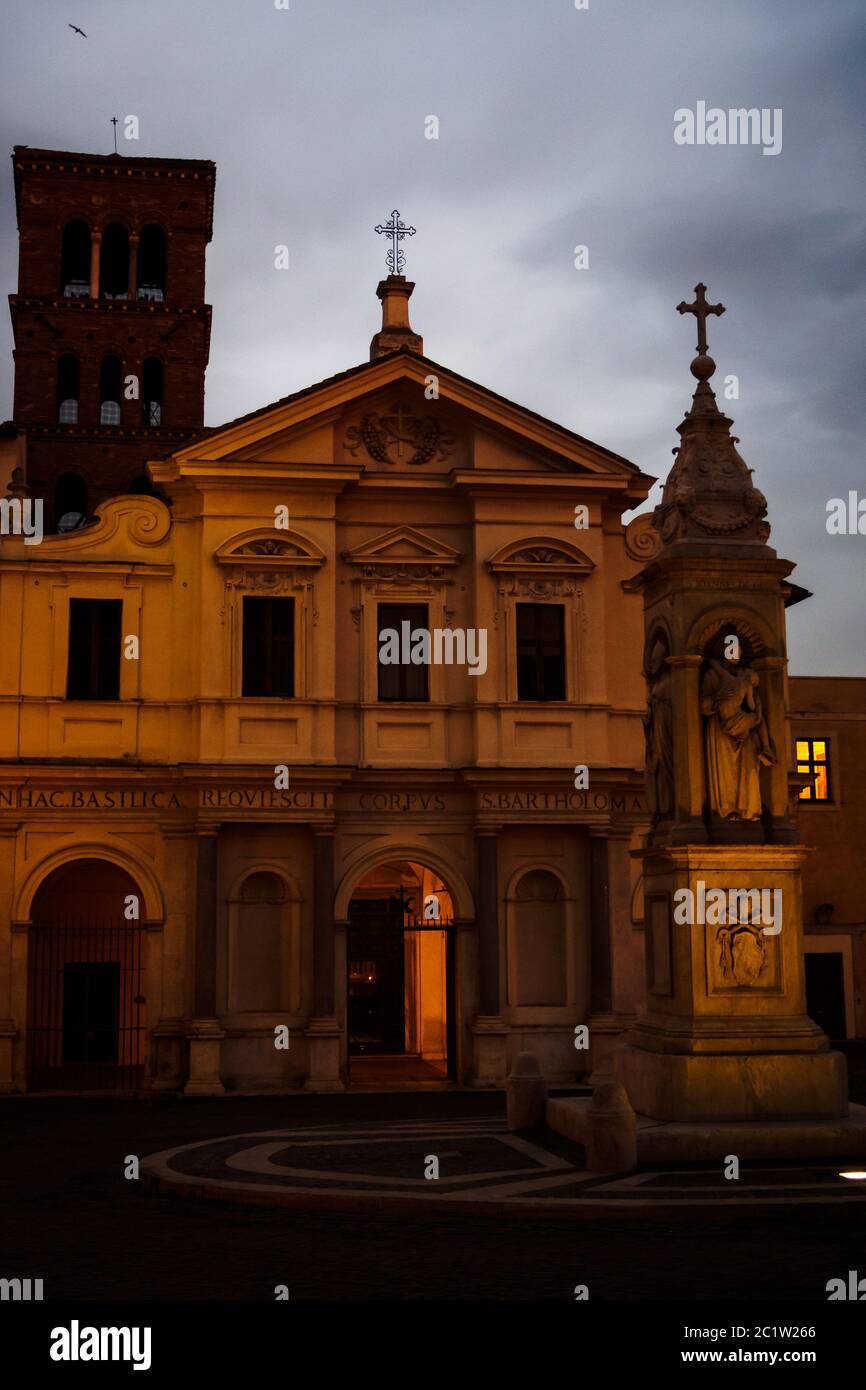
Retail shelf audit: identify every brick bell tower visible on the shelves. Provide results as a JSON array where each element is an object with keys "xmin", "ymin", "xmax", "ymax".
[{"xmin": 8, "ymin": 146, "xmax": 215, "ymax": 530}]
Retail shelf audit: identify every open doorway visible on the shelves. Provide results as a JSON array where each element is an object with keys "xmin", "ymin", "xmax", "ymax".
[
  {"xmin": 347, "ymin": 860, "xmax": 455, "ymax": 1086},
  {"xmin": 27, "ymin": 859, "xmax": 146, "ymax": 1091}
]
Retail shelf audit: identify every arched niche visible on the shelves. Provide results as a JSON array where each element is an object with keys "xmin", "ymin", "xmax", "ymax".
[
  {"xmin": 226, "ymin": 867, "xmax": 302, "ymax": 1014},
  {"xmin": 506, "ymin": 866, "xmax": 573, "ymax": 1008}
]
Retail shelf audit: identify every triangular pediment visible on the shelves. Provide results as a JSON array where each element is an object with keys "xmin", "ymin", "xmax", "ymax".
[
  {"xmin": 156, "ymin": 351, "xmax": 652, "ymax": 504},
  {"xmin": 342, "ymin": 525, "xmax": 462, "ymax": 569}
]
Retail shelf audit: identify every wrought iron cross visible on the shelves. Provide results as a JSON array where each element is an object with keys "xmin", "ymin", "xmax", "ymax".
[
  {"xmin": 110, "ymin": 116, "xmax": 119, "ymax": 154},
  {"xmin": 374, "ymin": 209, "xmax": 416, "ymax": 275},
  {"xmin": 677, "ymin": 282, "xmax": 725, "ymax": 355}
]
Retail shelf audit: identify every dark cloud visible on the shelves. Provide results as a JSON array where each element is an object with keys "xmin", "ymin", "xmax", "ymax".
[{"xmin": 0, "ymin": 0, "xmax": 863, "ymax": 673}]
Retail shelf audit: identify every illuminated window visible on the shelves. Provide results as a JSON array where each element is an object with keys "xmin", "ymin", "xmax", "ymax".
[{"xmin": 796, "ymin": 738, "xmax": 831, "ymax": 802}]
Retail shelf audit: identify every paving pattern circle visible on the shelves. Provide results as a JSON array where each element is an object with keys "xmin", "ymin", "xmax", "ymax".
[{"xmin": 140, "ymin": 1116, "xmax": 866, "ymax": 1217}]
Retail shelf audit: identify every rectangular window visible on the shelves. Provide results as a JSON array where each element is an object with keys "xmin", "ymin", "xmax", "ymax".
[
  {"xmin": 66, "ymin": 598, "xmax": 122, "ymax": 700},
  {"xmin": 516, "ymin": 603, "xmax": 566, "ymax": 701},
  {"xmin": 796, "ymin": 738, "xmax": 832, "ymax": 802},
  {"xmin": 377, "ymin": 603, "xmax": 429, "ymax": 702},
  {"xmin": 242, "ymin": 597, "xmax": 294, "ymax": 697}
]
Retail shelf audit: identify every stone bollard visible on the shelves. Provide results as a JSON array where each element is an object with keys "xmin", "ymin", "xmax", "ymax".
[
  {"xmin": 506, "ymin": 1051, "xmax": 547, "ymax": 1131},
  {"xmin": 586, "ymin": 1081, "xmax": 637, "ymax": 1173}
]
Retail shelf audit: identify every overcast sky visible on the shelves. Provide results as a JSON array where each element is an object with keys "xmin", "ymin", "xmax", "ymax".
[{"xmin": 0, "ymin": 0, "xmax": 863, "ymax": 674}]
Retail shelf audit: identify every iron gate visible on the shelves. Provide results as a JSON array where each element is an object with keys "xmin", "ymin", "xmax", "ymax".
[
  {"xmin": 27, "ymin": 918, "xmax": 146, "ymax": 1091},
  {"xmin": 347, "ymin": 895, "xmax": 457, "ymax": 1080}
]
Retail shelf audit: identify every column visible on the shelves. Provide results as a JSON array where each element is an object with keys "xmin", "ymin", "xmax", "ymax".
[
  {"xmin": 304, "ymin": 829, "xmax": 343, "ymax": 1091},
  {"xmin": 589, "ymin": 834, "xmax": 611, "ymax": 1014},
  {"xmin": 127, "ymin": 233, "xmax": 139, "ymax": 301},
  {"xmin": 470, "ymin": 829, "xmax": 508, "ymax": 1086},
  {"xmin": 0, "ymin": 825, "xmax": 20, "ymax": 1092},
  {"xmin": 184, "ymin": 827, "xmax": 225, "ymax": 1095},
  {"xmin": 477, "ymin": 831, "xmax": 501, "ymax": 1016},
  {"xmin": 150, "ymin": 826, "xmax": 194, "ymax": 1091},
  {"xmin": 587, "ymin": 830, "xmax": 617, "ymax": 1082},
  {"xmin": 194, "ymin": 832, "xmax": 217, "ymax": 1017},
  {"xmin": 312, "ymin": 831, "xmax": 335, "ymax": 1016},
  {"xmin": 89, "ymin": 229, "xmax": 102, "ymax": 298}
]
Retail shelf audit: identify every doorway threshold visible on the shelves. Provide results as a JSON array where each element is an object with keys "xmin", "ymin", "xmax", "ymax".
[{"xmin": 348, "ymin": 1055, "xmax": 452, "ymax": 1089}]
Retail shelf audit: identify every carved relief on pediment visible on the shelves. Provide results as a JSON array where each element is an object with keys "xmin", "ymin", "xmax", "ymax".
[
  {"xmin": 214, "ymin": 529, "xmax": 325, "ymax": 572},
  {"xmin": 487, "ymin": 536, "xmax": 595, "ymax": 576},
  {"xmin": 343, "ymin": 403, "xmax": 456, "ymax": 467}
]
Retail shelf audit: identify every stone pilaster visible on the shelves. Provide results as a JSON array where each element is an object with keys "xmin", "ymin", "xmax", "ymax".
[
  {"xmin": 470, "ymin": 830, "xmax": 508, "ymax": 1085},
  {"xmin": 304, "ymin": 830, "xmax": 343, "ymax": 1091},
  {"xmin": 184, "ymin": 828, "xmax": 224, "ymax": 1095},
  {"xmin": 587, "ymin": 831, "xmax": 617, "ymax": 1081},
  {"xmin": 150, "ymin": 825, "xmax": 195, "ymax": 1090},
  {"xmin": 0, "ymin": 824, "xmax": 20, "ymax": 1091}
]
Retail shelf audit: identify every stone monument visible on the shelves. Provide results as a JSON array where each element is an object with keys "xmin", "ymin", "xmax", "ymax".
[
  {"xmin": 545, "ymin": 285, "xmax": 866, "ymax": 1164},
  {"xmin": 612, "ymin": 285, "xmax": 866, "ymax": 1154}
]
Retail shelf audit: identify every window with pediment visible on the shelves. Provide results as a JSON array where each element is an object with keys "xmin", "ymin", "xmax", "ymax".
[
  {"xmin": 215, "ymin": 531, "xmax": 325, "ymax": 699},
  {"xmin": 487, "ymin": 537, "xmax": 594, "ymax": 703},
  {"xmin": 342, "ymin": 526, "xmax": 462, "ymax": 704}
]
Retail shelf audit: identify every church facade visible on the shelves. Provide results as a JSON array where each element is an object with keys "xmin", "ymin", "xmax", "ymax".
[
  {"xmin": 0, "ymin": 147, "xmax": 663, "ymax": 1094},
  {"xmin": 0, "ymin": 147, "xmax": 860, "ymax": 1096}
]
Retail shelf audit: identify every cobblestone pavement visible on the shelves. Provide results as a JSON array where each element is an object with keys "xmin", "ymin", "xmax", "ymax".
[
  {"xmin": 5, "ymin": 1084, "xmax": 866, "ymax": 1299},
  {"xmin": 142, "ymin": 1114, "xmax": 866, "ymax": 1215}
]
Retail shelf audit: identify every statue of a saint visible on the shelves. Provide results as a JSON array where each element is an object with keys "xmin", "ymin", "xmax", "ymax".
[
  {"xmin": 644, "ymin": 640, "xmax": 674, "ymax": 818},
  {"xmin": 700, "ymin": 655, "xmax": 775, "ymax": 821}
]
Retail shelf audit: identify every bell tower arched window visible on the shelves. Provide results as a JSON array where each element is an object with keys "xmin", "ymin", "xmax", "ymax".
[
  {"xmin": 142, "ymin": 357, "xmax": 163, "ymax": 426},
  {"xmin": 137, "ymin": 225, "xmax": 166, "ymax": 301},
  {"xmin": 99, "ymin": 223, "xmax": 130, "ymax": 299},
  {"xmin": 60, "ymin": 220, "xmax": 90, "ymax": 297},
  {"xmin": 99, "ymin": 354, "xmax": 123, "ymax": 425},
  {"xmin": 57, "ymin": 354, "xmax": 79, "ymax": 424},
  {"xmin": 54, "ymin": 472, "xmax": 88, "ymax": 532}
]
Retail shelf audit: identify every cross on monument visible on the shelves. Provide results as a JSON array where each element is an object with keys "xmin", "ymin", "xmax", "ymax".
[
  {"xmin": 677, "ymin": 282, "xmax": 725, "ymax": 356},
  {"xmin": 374, "ymin": 209, "xmax": 416, "ymax": 275},
  {"xmin": 110, "ymin": 116, "xmax": 119, "ymax": 154}
]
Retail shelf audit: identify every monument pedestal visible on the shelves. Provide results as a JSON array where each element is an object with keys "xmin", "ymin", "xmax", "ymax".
[
  {"xmin": 547, "ymin": 1094, "xmax": 866, "ymax": 1165},
  {"xmin": 617, "ymin": 1044, "xmax": 847, "ymax": 1123},
  {"xmin": 620, "ymin": 844, "xmax": 848, "ymax": 1122}
]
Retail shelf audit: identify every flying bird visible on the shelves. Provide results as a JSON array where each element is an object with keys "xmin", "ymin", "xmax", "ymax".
[{"xmin": 68, "ymin": 24, "xmax": 87, "ymax": 38}]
